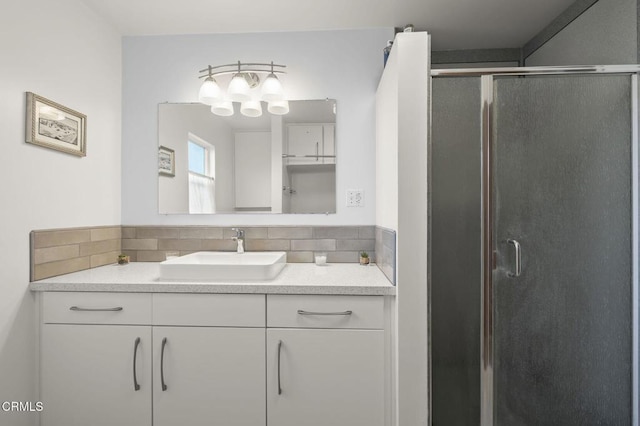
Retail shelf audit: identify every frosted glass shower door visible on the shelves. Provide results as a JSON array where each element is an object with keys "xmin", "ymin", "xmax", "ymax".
[{"xmin": 492, "ymin": 74, "xmax": 633, "ymax": 425}]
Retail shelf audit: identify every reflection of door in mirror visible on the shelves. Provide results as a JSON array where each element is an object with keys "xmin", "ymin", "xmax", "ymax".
[{"xmin": 188, "ymin": 135, "xmax": 215, "ymax": 214}]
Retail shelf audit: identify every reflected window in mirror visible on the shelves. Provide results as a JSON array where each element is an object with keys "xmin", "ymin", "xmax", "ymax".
[{"xmin": 188, "ymin": 134, "xmax": 215, "ymax": 214}]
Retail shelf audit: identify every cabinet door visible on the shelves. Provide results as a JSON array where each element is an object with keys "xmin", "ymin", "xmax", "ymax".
[
  {"xmin": 153, "ymin": 327, "xmax": 265, "ymax": 426},
  {"xmin": 41, "ymin": 324, "xmax": 152, "ymax": 426},
  {"xmin": 322, "ymin": 124, "xmax": 335, "ymax": 164},
  {"xmin": 267, "ymin": 329, "xmax": 385, "ymax": 426},
  {"xmin": 287, "ymin": 125, "xmax": 323, "ymax": 161}
]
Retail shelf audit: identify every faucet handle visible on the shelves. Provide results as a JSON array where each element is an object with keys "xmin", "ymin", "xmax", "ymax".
[{"xmin": 231, "ymin": 228, "xmax": 245, "ymax": 238}]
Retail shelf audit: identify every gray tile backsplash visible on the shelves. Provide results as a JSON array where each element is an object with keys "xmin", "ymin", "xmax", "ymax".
[{"xmin": 30, "ymin": 225, "xmax": 397, "ymax": 284}]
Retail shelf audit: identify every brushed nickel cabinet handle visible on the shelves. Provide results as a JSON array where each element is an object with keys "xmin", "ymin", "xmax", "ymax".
[
  {"xmin": 69, "ymin": 306, "xmax": 123, "ymax": 312},
  {"xmin": 161, "ymin": 337, "xmax": 168, "ymax": 391},
  {"xmin": 297, "ymin": 310, "xmax": 353, "ymax": 316},
  {"xmin": 133, "ymin": 337, "xmax": 141, "ymax": 391},
  {"xmin": 277, "ymin": 340, "xmax": 283, "ymax": 395}
]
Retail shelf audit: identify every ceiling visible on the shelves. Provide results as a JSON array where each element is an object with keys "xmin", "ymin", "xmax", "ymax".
[{"xmin": 81, "ymin": 0, "xmax": 577, "ymax": 50}]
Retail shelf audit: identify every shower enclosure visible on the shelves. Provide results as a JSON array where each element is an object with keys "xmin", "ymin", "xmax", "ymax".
[{"xmin": 431, "ymin": 66, "xmax": 640, "ymax": 425}]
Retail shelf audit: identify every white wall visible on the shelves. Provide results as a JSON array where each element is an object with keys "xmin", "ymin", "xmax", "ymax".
[
  {"xmin": 122, "ymin": 28, "xmax": 393, "ymax": 225},
  {"xmin": 0, "ymin": 1, "xmax": 122, "ymax": 424},
  {"xmin": 526, "ymin": 0, "xmax": 637, "ymax": 66},
  {"xmin": 376, "ymin": 33, "xmax": 431, "ymax": 425}
]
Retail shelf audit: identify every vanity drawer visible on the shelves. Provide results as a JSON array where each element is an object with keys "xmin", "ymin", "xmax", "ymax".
[
  {"xmin": 153, "ymin": 294, "xmax": 266, "ymax": 327},
  {"xmin": 42, "ymin": 292, "xmax": 152, "ymax": 325},
  {"xmin": 267, "ymin": 295, "xmax": 384, "ymax": 329}
]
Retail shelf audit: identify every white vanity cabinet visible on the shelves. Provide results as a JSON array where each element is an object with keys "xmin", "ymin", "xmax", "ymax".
[
  {"xmin": 266, "ymin": 295, "xmax": 386, "ymax": 426},
  {"xmin": 37, "ymin": 290, "xmax": 392, "ymax": 426},
  {"xmin": 39, "ymin": 292, "xmax": 266, "ymax": 426}
]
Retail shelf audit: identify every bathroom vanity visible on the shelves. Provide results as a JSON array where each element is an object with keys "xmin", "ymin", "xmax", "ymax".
[{"xmin": 30, "ymin": 262, "xmax": 395, "ymax": 426}]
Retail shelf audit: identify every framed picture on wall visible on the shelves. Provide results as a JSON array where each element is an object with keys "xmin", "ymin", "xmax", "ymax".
[
  {"xmin": 25, "ymin": 92, "xmax": 87, "ymax": 157},
  {"xmin": 159, "ymin": 145, "xmax": 175, "ymax": 177}
]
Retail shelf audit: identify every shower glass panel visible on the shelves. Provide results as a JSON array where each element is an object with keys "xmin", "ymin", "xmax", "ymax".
[
  {"xmin": 492, "ymin": 74, "xmax": 633, "ymax": 424},
  {"xmin": 432, "ymin": 77, "xmax": 482, "ymax": 426}
]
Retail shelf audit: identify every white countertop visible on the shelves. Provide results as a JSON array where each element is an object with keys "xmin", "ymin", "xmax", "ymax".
[{"xmin": 30, "ymin": 262, "xmax": 396, "ymax": 296}]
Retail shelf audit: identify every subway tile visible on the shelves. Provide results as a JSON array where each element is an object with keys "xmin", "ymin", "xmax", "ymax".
[
  {"xmin": 122, "ymin": 239, "xmax": 158, "ymax": 250},
  {"xmin": 223, "ymin": 227, "xmax": 269, "ymax": 239},
  {"xmin": 358, "ymin": 226, "xmax": 376, "ymax": 240},
  {"xmin": 33, "ymin": 257, "xmax": 91, "ymax": 281},
  {"xmin": 34, "ymin": 229, "xmax": 91, "ymax": 248},
  {"xmin": 337, "ymin": 239, "xmax": 376, "ymax": 252},
  {"xmin": 326, "ymin": 251, "xmax": 360, "ymax": 263},
  {"xmin": 312, "ymin": 226, "xmax": 359, "ymax": 239},
  {"xmin": 290, "ymin": 239, "xmax": 336, "ymax": 251},
  {"xmin": 121, "ymin": 227, "xmax": 136, "ymax": 239},
  {"xmin": 158, "ymin": 239, "xmax": 202, "ymax": 251},
  {"xmin": 80, "ymin": 239, "xmax": 120, "ymax": 256},
  {"xmin": 246, "ymin": 239, "xmax": 290, "ymax": 251},
  {"xmin": 136, "ymin": 227, "xmax": 180, "ymax": 239},
  {"xmin": 268, "ymin": 227, "xmax": 312, "ymax": 239},
  {"xmin": 126, "ymin": 251, "xmax": 138, "ymax": 262},
  {"xmin": 91, "ymin": 227, "xmax": 121, "ymax": 241},
  {"xmin": 179, "ymin": 227, "xmax": 224, "ymax": 239},
  {"xmin": 136, "ymin": 251, "xmax": 168, "ymax": 262},
  {"xmin": 286, "ymin": 251, "xmax": 314, "ymax": 263},
  {"xmin": 201, "ymin": 239, "xmax": 238, "ymax": 251},
  {"xmin": 34, "ymin": 244, "xmax": 79, "ymax": 265},
  {"xmin": 91, "ymin": 251, "xmax": 119, "ymax": 268}
]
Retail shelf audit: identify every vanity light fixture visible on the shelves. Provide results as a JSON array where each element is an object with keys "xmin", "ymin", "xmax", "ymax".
[{"xmin": 198, "ymin": 61, "xmax": 287, "ymax": 117}]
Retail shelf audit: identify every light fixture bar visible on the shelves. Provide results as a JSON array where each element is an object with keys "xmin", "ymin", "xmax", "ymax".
[{"xmin": 198, "ymin": 62, "xmax": 286, "ymax": 79}]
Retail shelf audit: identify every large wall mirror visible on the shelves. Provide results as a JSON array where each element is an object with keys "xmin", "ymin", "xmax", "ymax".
[{"xmin": 158, "ymin": 99, "xmax": 337, "ymax": 214}]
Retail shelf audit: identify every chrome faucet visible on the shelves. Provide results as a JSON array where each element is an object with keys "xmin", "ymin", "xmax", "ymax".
[{"xmin": 231, "ymin": 228, "xmax": 245, "ymax": 254}]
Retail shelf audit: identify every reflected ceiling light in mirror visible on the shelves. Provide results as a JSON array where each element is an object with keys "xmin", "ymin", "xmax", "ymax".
[
  {"xmin": 240, "ymin": 100, "xmax": 263, "ymax": 117},
  {"xmin": 267, "ymin": 100, "xmax": 289, "ymax": 115},
  {"xmin": 211, "ymin": 100, "xmax": 234, "ymax": 117},
  {"xmin": 198, "ymin": 61, "xmax": 287, "ymax": 116}
]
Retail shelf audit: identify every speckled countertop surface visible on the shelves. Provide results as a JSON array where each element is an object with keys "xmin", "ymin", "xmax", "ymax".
[{"xmin": 30, "ymin": 263, "xmax": 396, "ymax": 296}]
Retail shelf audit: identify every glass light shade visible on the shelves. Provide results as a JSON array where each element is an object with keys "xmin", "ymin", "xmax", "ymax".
[
  {"xmin": 268, "ymin": 100, "xmax": 289, "ymax": 115},
  {"xmin": 211, "ymin": 100, "xmax": 234, "ymax": 117},
  {"xmin": 261, "ymin": 73, "xmax": 284, "ymax": 101},
  {"xmin": 227, "ymin": 73, "xmax": 252, "ymax": 102},
  {"xmin": 240, "ymin": 100, "xmax": 263, "ymax": 117},
  {"xmin": 198, "ymin": 77, "xmax": 221, "ymax": 105}
]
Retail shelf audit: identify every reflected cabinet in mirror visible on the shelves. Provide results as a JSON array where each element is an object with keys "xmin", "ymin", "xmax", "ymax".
[{"xmin": 158, "ymin": 100, "xmax": 337, "ymax": 214}]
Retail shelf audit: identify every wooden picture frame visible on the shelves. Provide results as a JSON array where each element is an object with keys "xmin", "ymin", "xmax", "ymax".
[
  {"xmin": 26, "ymin": 92, "xmax": 86, "ymax": 157},
  {"xmin": 159, "ymin": 145, "xmax": 175, "ymax": 177}
]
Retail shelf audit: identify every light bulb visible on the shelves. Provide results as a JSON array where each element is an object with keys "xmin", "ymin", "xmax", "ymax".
[
  {"xmin": 268, "ymin": 100, "xmax": 289, "ymax": 115},
  {"xmin": 261, "ymin": 73, "xmax": 284, "ymax": 101},
  {"xmin": 240, "ymin": 100, "xmax": 263, "ymax": 117},
  {"xmin": 227, "ymin": 73, "xmax": 252, "ymax": 102},
  {"xmin": 198, "ymin": 77, "xmax": 221, "ymax": 105},
  {"xmin": 211, "ymin": 100, "xmax": 234, "ymax": 117}
]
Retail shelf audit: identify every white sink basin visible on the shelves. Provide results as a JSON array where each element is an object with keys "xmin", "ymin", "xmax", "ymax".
[{"xmin": 159, "ymin": 251, "xmax": 287, "ymax": 281}]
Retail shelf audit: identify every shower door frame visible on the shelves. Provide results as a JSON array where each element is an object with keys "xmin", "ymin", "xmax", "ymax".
[{"xmin": 430, "ymin": 65, "xmax": 640, "ymax": 426}]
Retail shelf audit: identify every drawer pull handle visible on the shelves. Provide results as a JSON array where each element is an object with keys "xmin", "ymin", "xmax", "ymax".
[
  {"xmin": 161, "ymin": 338, "xmax": 168, "ymax": 391},
  {"xmin": 277, "ymin": 340, "xmax": 283, "ymax": 395},
  {"xmin": 133, "ymin": 337, "xmax": 141, "ymax": 391},
  {"xmin": 297, "ymin": 310, "xmax": 353, "ymax": 316},
  {"xmin": 69, "ymin": 306, "xmax": 123, "ymax": 312}
]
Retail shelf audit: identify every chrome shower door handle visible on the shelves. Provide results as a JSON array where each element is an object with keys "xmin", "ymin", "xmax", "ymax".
[{"xmin": 507, "ymin": 239, "xmax": 522, "ymax": 277}]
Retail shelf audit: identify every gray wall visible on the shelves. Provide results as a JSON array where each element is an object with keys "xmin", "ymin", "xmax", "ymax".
[{"xmin": 526, "ymin": 0, "xmax": 638, "ymax": 65}]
